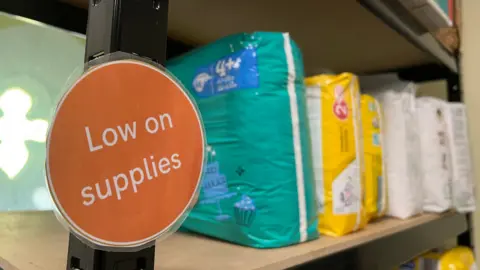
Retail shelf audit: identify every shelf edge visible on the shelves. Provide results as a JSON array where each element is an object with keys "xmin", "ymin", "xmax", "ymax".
[
  {"xmin": 356, "ymin": 213, "xmax": 467, "ymax": 269},
  {"xmin": 359, "ymin": 0, "xmax": 458, "ymax": 73}
]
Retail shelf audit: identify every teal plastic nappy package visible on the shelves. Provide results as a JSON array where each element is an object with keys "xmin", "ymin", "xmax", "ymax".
[{"xmin": 167, "ymin": 32, "xmax": 318, "ymax": 248}]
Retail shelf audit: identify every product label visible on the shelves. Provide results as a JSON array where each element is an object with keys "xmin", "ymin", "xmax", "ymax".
[
  {"xmin": 333, "ymin": 85, "xmax": 349, "ymax": 120},
  {"xmin": 333, "ymin": 160, "xmax": 360, "ymax": 215},
  {"xmin": 360, "ymin": 94, "xmax": 384, "ymax": 219},
  {"xmin": 198, "ymin": 160, "xmax": 237, "ymax": 221},
  {"xmin": 404, "ymin": 94, "xmax": 420, "ymax": 185},
  {"xmin": 192, "ymin": 48, "xmax": 258, "ymax": 98},
  {"xmin": 372, "ymin": 133, "xmax": 380, "ymax": 146},
  {"xmin": 399, "ymin": 261, "xmax": 416, "ymax": 270},
  {"xmin": 198, "ymin": 160, "xmax": 257, "ymax": 226},
  {"xmin": 196, "ymin": 147, "xmax": 257, "ymax": 227},
  {"xmin": 435, "ymin": 107, "xmax": 450, "ymax": 175},
  {"xmin": 449, "ymin": 105, "xmax": 475, "ymax": 207}
]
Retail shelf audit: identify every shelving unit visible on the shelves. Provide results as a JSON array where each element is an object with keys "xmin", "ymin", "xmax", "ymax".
[
  {"xmin": 0, "ymin": 0, "xmax": 470, "ymax": 269},
  {"xmin": 0, "ymin": 211, "xmax": 467, "ymax": 270}
]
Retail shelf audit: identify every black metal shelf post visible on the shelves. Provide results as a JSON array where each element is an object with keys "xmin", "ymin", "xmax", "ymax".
[
  {"xmin": 84, "ymin": 0, "xmax": 169, "ymax": 64},
  {"xmin": 66, "ymin": 1, "xmax": 169, "ymax": 269}
]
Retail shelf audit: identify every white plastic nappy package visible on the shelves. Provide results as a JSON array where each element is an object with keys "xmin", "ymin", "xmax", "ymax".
[
  {"xmin": 360, "ymin": 74, "xmax": 423, "ymax": 219},
  {"xmin": 416, "ymin": 97, "xmax": 452, "ymax": 213},
  {"xmin": 445, "ymin": 102, "xmax": 476, "ymax": 213}
]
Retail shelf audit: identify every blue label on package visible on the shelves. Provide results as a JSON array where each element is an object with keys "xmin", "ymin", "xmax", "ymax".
[
  {"xmin": 399, "ymin": 262, "xmax": 416, "ymax": 270},
  {"xmin": 192, "ymin": 48, "xmax": 258, "ymax": 98},
  {"xmin": 372, "ymin": 133, "xmax": 380, "ymax": 146}
]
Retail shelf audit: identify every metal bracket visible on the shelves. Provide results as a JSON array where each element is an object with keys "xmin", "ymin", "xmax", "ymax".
[
  {"xmin": 395, "ymin": 63, "xmax": 452, "ymax": 82},
  {"xmin": 66, "ymin": 0, "xmax": 169, "ymax": 269},
  {"xmin": 447, "ymin": 50, "xmax": 461, "ymax": 102},
  {"xmin": 447, "ymin": 71, "xmax": 461, "ymax": 102},
  {"xmin": 67, "ymin": 234, "xmax": 156, "ymax": 270},
  {"xmin": 85, "ymin": 0, "xmax": 169, "ymax": 65}
]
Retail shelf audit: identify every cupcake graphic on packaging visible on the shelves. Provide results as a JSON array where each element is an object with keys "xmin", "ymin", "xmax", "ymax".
[{"xmin": 234, "ymin": 195, "xmax": 256, "ymax": 227}]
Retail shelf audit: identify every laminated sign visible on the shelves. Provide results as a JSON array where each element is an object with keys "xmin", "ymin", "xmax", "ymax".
[{"xmin": 46, "ymin": 59, "xmax": 205, "ymax": 249}]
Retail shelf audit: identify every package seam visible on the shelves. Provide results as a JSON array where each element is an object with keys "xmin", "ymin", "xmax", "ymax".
[{"xmin": 283, "ymin": 33, "xmax": 307, "ymax": 242}]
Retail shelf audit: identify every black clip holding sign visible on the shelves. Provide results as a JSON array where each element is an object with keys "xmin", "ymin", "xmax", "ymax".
[
  {"xmin": 68, "ymin": 234, "xmax": 156, "ymax": 270},
  {"xmin": 66, "ymin": 0, "xmax": 169, "ymax": 269},
  {"xmin": 84, "ymin": 0, "xmax": 169, "ymax": 64}
]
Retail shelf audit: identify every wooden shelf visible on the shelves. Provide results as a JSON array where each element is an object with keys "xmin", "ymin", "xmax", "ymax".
[
  {"xmin": 1, "ymin": 0, "xmax": 456, "ymax": 74},
  {"xmin": 0, "ymin": 211, "xmax": 467, "ymax": 270},
  {"xmin": 163, "ymin": 0, "xmax": 457, "ymax": 74}
]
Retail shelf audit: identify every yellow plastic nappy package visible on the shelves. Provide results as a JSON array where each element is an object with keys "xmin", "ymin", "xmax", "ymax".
[
  {"xmin": 305, "ymin": 73, "xmax": 367, "ymax": 237},
  {"xmin": 435, "ymin": 247, "xmax": 476, "ymax": 270},
  {"xmin": 360, "ymin": 94, "xmax": 387, "ymax": 221},
  {"xmin": 397, "ymin": 247, "xmax": 477, "ymax": 270}
]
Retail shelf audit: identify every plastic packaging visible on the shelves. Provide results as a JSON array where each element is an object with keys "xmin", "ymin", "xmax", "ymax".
[
  {"xmin": 399, "ymin": 247, "xmax": 477, "ymax": 270},
  {"xmin": 305, "ymin": 73, "xmax": 366, "ymax": 237},
  {"xmin": 167, "ymin": 32, "xmax": 318, "ymax": 248},
  {"xmin": 397, "ymin": 259, "xmax": 421, "ymax": 270},
  {"xmin": 416, "ymin": 97, "xmax": 452, "ymax": 213},
  {"xmin": 360, "ymin": 74, "xmax": 422, "ymax": 219},
  {"xmin": 360, "ymin": 94, "xmax": 387, "ymax": 221},
  {"xmin": 436, "ymin": 247, "xmax": 476, "ymax": 270},
  {"xmin": 445, "ymin": 103, "xmax": 476, "ymax": 213}
]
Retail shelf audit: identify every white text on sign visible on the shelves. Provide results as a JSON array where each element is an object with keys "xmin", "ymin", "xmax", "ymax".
[
  {"xmin": 81, "ymin": 113, "xmax": 181, "ymax": 206},
  {"xmin": 85, "ymin": 113, "xmax": 173, "ymax": 151}
]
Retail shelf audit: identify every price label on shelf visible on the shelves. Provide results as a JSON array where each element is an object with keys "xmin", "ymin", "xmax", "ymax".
[{"xmin": 46, "ymin": 59, "xmax": 205, "ymax": 249}]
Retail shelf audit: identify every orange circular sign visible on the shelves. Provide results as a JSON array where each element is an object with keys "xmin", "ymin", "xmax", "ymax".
[{"xmin": 46, "ymin": 59, "xmax": 205, "ymax": 249}]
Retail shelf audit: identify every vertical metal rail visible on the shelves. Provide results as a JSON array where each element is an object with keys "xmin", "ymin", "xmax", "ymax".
[{"xmin": 66, "ymin": 1, "xmax": 169, "ymax": 269}]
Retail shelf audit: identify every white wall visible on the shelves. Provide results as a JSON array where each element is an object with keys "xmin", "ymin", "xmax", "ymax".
[
  {"xmin": 0, "ymin": 13, "xmax": 85, "ymax": 211},
  {"xmin": 460, "ymin": 0, "xmax": 480, "ymax": 259},
  {"xmin": 416, "ymin": 80, "xmax": 448, "ymax": 100}
]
